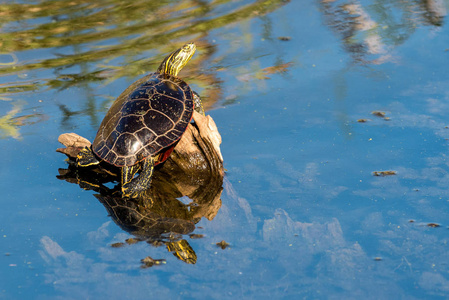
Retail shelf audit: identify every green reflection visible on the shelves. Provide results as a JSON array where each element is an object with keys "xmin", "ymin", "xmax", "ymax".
[
  {"xmin": 0, "ymin": 0, "xmax": 288, "ymax": 96},
  {"xmin": 0, "ymin": 101, "xmax": 45, "ymax": 139},
  {"xmin": 0, "ymin": 101, "xmax": 22, "ymax": 139}
]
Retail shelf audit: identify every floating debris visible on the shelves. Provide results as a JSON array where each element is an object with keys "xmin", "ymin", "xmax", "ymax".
[
  {"xmin": 141, "ymin": 256, "xmax": 166, "ymax": 268},
  {"xmin": 373, "ymin": 171, "xmax": 397, "ymax": 176},
  {"xmin": 357, "ymin": 119, "xmax": 369, "ymax": 123},
  {"xmin": 372, "ymin": 111, "xmax": 386, "ymax": 118},
  {"xmin": 409, "ymin": 220, "xmax": 415, "ymax": 223},
  {"xmin": 125, "ymin": 238, "xmax": 139, "ymax": 245},
  {"xmin": 374, "ymin": 257, "xmax": 382, "ymax": 261},
  {"xmin": 371, "ymin": 111, "xmax": 390, "ymax": 121},
  {"xmin": 189, "ymin": 234, "xmax": 204, "ymax": 239},
  {"xmin": 278, "ymin": 36, "xmax": 291, "ymax": 41},
  {"xmin": 262, "ymin": 62, "xmax": 292, "ymax": 76},
  {"xmin": 216, "ymin": 240, "xmax": 230, "ymax": 249},
  {"xmin": 111, "ymin": 242, "xmax": 125, "ymax": 248},
  {"xmin": 412, "ymin": 222, "xmax": 442, "ymax": 228}
]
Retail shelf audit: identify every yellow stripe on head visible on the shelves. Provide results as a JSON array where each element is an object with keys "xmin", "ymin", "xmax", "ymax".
[{"xmin": 157, "ymin": 43, "xmax": 196, "ymax": 77}]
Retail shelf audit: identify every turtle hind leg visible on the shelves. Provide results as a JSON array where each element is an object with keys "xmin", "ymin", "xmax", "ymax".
[
  {"xmin": 121, "ymin": 156, "xmax": 155, "ymax": 198},
  {"xmin": 193, "ymin": 91, "xmax": 205, "ymax": 116},
  {"xmin": 77, "ymin": 147, "xmax": 100, "ymax": 167}
]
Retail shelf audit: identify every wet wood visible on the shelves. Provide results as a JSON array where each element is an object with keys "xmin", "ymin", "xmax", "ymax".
[
  {"xmin": 163, "ymin": 111, "xmax": 223, "ymax": 177},
  {"xmin": 56, "ymin": 132, "xmax": 91, "ymax": 158}
]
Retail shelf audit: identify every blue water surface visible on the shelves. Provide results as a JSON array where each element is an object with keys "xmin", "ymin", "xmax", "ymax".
[{"xmin": 1, "ymin": 0, "xmax": 449, "ymax": 299}]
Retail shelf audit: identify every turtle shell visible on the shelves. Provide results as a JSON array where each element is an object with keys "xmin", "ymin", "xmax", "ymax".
[{"xmin": 92, "ymin": 73, "xmax": 194, "ymax": 167}]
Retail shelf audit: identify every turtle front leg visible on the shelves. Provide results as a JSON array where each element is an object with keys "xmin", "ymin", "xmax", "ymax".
[
  {"xmin": 121, "ymin": 164, "xmax": 140, "ymax": 188},
  {"xmin": 121, "ymin": 157, "xmax": 155, "ymax": 198}
]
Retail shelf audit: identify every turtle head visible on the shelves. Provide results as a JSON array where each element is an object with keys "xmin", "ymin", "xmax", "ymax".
[{"xmin": 157, "ymin": 43, "xmax": 196, "ymax": 77}]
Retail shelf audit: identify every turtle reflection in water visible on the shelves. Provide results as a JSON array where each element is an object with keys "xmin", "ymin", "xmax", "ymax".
[
  {"xmin": 77, "ymin": 43, "xmax": 204, "ymax": 198},
  {"xmin": 57, "ymin": 140, "xmax": 223, "ymax": 264},
  {"xmin": 97, "ymin": 192, "xmax": 198, "ymax": 264}
]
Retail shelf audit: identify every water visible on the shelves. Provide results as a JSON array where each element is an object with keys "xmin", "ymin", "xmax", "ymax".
[{"xmin": 2, "ymin": 0, "xmax": 449, "ymax": 298}]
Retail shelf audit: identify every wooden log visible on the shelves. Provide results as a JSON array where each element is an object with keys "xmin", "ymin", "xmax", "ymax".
[{"xmin": 57, "ymin": 111, "xmax": 224, "ymax": 219}]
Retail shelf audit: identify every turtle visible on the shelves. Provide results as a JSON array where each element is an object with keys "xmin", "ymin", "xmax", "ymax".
[{"xmin": 76, "ymin": 43, "xmax": 204, "ymax": 198}]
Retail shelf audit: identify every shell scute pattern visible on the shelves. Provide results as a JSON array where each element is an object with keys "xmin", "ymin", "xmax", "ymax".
[
  {"xmin": 143, "ymin": 110, "xmax": 174, "ymax": 135},
  {"xmin": 92, "ymin": 73, "xmax": 194, "ymax": 167},
  {"xmin": 165, "ymin": 131, "xmax": 181, "ymax": 141},
  {"xmin": 121, "ymin": 99, "xmax": 151, "ymax": 116},
  {"xmin": 135, "ymin": 128, "xmax": 156, "ymax": 146},
  {"xmin": 115, "ymin": 115, "xmax": 145, "ymax": 134}
]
